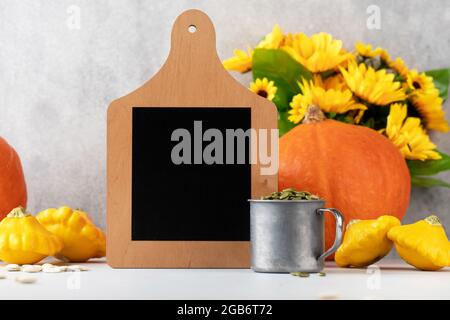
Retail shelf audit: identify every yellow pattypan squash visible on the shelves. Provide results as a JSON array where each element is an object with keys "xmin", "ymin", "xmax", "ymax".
[
  {"xmin": 388, "ymin": 215, "xmax": 450, "ymax": 271},
  {"xmin": 0, "ymin": 207, "xmax": 64, "ymax": 264},
  {"xmin": 37, "ymin": 206, "xmax": 106, "ymax": 262},
  {"xmin": 335, "ymin": 215, "xmax": 401, "ymax": 267}
]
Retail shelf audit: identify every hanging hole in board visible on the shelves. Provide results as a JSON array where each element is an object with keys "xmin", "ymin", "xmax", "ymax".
[{"xmin": 188, "ymin": 25, "xmax": 197, "ymax": 33}]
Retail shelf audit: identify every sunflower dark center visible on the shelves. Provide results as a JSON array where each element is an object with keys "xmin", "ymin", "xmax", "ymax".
[
  {"xmin": 257, "ymin": 90, "xmax": 268, "ymax": 98},
  {"xmin": 413, "ymin": 81, "xmax": 421, "ymax": 89}
]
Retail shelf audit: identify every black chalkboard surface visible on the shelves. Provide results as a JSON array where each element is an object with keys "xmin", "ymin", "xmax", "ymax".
[{"xmin": 132, "ymin": 107, "xmax": 251, "ymax": 241}]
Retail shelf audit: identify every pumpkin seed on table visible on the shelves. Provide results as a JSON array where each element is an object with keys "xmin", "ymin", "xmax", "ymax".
[
  {"xmin": 42, "ymin": 265, "xmax": 66, "ymax": 273},
  {"xmin": 67, "ymin": 265, "xmax": 90, "ymax": 272},
  {"xmin": 318, "ymin": 292, "xmax": 340, "ymax": 300},
  {"xmin": 290, "ymin": 272, "xmax": 310, "ymax": 278},
  {"xmin": 21, "ymin": 265, "xmax": 43, "ymax": 273},
  {"xmin": 40, "ymin": 263, "xmax": 90, "ymax": 273},
  {"xmin": 261, "ymin": 188, "xmax": 320, "ymax": 201},
  {"xmin": 15, "ymin": 275, "xmax": 37, "ymax": 284},
  {"xmin": 4, "ymin": 264, "xmax": 21, "ymax": 272}
]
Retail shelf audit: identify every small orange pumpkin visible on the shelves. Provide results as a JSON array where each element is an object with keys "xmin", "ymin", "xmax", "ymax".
[
  {"xmin": 0, "ymin": 137, "xmax": 27, "ymax": 220},
  {"xmin": 279, "ymin": 106, "xmax": 410, "ymax": 259}
]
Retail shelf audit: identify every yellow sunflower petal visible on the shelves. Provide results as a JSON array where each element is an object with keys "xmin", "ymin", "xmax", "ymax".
[
  {"xmin": 405, "ymin": 69, "xmax": 449, "ymax": 132},
  {"xmin": 409, "ymin": 92, "xmax": 449, "ymax": 132},
  {"xmin": 282, "ymin": 32, "xmax": 351, "ymax": 73},
  {"xmin": 223, "ymin": 48, "xmax": 253, "ymax": 73},
  {"xmin": 406, "ymin": 69, "xmax": 439, "ymax": 95},
  {"xmin": 257, "ymin": 24, "xmax": 285, "ymax": 49},
  {"xmin": 385, "ymin": 103, "xmax": 442, "ymax": 160},
  {"xmin": 288, "ymin": 79, "xmax": 366, "ymax": 124},
  {"xmin": 355, "ymin": 42, "xmax": 390, "ymax": 62},
  {"xmin": 314, "ymin": 74, "xmax": 348, "ymax": 91},
  {"xmin": 388, "ymin": 57, "xmax": 409, "ymax": 78},
  {"xmin": 340, "ymin": 61, "xmax": 406, "ymax": 105}
]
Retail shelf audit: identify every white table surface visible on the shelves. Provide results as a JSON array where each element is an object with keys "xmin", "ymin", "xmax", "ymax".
[{"xmin": 0, "ymin": 258, "xmax": 448, "ymax": 300}]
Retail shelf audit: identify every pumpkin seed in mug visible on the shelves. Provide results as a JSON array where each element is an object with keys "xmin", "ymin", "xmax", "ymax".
[{"xmin": 261, "ymin": 188, "xmax": 320, "ymax": 200}]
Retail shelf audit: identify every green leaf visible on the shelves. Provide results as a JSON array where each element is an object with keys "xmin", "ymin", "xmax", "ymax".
[
  {"xmin": 407, "ymin": 151, "xmax": 450, "ymax": 176},
  {"xmin": 334, "ymin": 114, "xmax": 355, "ymax": 124},
  {"xmin": 411, "ymin": 176, "xmax": 450, "ymax": 188},
  {"xmin": 425, "ymin": 68, "xmax": 450, "ymax": 100},
  {"xmin": 252, "ymin": 48, "xmax": 313, "ymax": 112},
  {"xmin": 327, "ymin": 112, "xmax": 337, "ymax": 119},
  {"xmin": 277, "ymin": 110, "xmax": 296, "ymax": 136},
  {"xmin": 362, "ymin": 117, "xmax": 375, "ymax": 129}
]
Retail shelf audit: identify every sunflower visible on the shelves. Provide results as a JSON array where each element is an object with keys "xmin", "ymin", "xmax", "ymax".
[
  {"xmin": 406, "ymin": 69, "xmax": 438, "ymax": 95},
  {"xmin": 409, "ymin": 93, "xmax": 449, "ymax": 132},
  {"xmin": 282, "ymin": 32, "xmax": 351, "ymax": 73},
  {"xmin": 313, "ymin": 74, "xmax": 348, "ymax": 91},
  {"xmin": 223, "ymin": 48, "xmax": 253, "ymax": 73},
  {"xmin": 257, "ymin": 24, "xmax": 285, "ymax": 49},
  {"xmin": 283, "ymin": 32, "xmax": 294, "ymax": 47},
  {"xmin": 384, "ymin": 103, "xmax": 441, "ymax": 160},
  {"xmin": 405, "ymin": 70, "xmax": 449, "ymax": 132},
  {"xmin": 223, "ymin": 25, "xmax": 287, "ymax": 73},
  {"xmin": 355, "ymin": 43, "xmax": 410, "ymax": 79},
  {"xmin": 288, "ymin": 79, "xmax": 366, "ymax": 124},
  {"xmin": 355, "ymin": 42, "xmax": 390, "ymax": 62},
  {"xmin": 388, "ymin": 57, "xmax": 409, "ymax": 78},
  {"xmin": 339, "ymin": 61, "xmax": 407, "ymax": 106},
  {"xmin": 249, "ymin": 78, "xmax": 277, "ymax": 101}
]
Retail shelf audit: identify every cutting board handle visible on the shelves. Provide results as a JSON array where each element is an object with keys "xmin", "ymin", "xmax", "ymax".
[{"xmin": 161, "ymin": 9, "xmax": 224, "ymax": 78}]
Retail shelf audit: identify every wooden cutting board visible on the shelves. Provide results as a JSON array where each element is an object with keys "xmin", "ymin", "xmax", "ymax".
[{"xmin": 107, "ymin": 9, "xmax": 277, "ymax": 268}]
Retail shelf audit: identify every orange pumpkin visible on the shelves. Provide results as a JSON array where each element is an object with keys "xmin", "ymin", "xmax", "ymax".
[
  {"xmin": 279, "ymin": 106, "xmax": 410, "ymax": 259},
  {"xmin": 0, "ymin": 137, "xmax": 27, "ymax": 220}
]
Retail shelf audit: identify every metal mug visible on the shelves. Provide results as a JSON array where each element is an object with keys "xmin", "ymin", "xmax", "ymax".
[{"xmin": 249, "ymin": 199, "xmax": 344, "ymax": 273}]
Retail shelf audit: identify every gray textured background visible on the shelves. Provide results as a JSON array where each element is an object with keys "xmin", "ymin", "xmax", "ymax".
[{"xmin": 0, "ymin": 0, "xmax": 449, "ymax": 232}]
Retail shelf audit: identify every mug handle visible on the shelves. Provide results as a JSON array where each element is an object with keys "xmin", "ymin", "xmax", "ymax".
[{"xmin": 316, "ymin": 208, "xmax": 344, "ymax": 261}]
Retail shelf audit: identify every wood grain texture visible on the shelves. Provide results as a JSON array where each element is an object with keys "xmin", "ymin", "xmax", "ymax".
[{"xmin": 107, "ymin": 9, "xmax": 277, "ymax": 268}]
